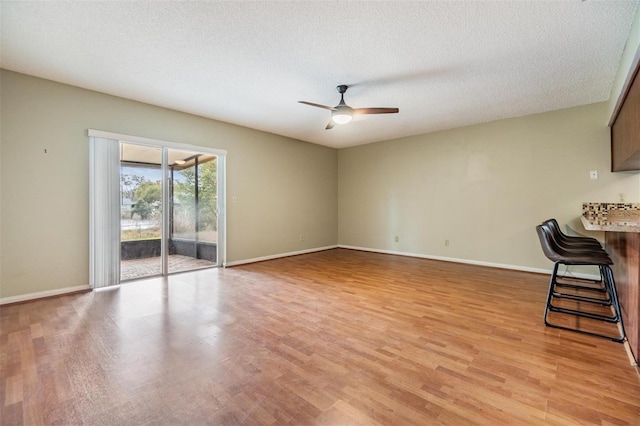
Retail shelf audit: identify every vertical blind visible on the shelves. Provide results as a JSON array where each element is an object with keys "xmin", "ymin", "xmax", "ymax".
[{"xmin": 89, "ymin": 136, "xmax": 121, "ymax": 288}]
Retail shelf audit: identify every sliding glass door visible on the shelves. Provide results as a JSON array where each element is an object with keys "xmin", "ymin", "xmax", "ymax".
[
  {"xmin": 118, "ymin": 143, "xmax": 219, "ymax": 281},
  {"xmin": 119, "ymin": 143, "xmax": 164, "ymax": 280},
  {"xmin": 167, "ymin": 150, "xmax": 218, "ymax": 274}
]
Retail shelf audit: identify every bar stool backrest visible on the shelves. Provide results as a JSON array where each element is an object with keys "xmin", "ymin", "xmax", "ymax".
[
  {"xmin": 540, "ymin": 222, "xmax": 605, "ymax": 253},
  {"xmin": 542, "ymin": 218, "xmax": 601, "ymax": 247},
  {"xmin": 536, "ymin": 224, "xmax": 612, "ymax": 265},
  {"xmin": 536, "ymin": 225, "xmax": 564, "ymax": 263}
]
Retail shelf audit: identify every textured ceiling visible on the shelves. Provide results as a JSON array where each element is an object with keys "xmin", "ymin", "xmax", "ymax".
[{"xmin": 1, "ymin": 1, "xmax": 638, "ymax": 148}]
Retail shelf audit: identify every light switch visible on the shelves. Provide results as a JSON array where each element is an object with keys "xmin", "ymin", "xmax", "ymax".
[{"xmin": 589, "ymin": 170, "xmax": 598, "ymax": 180}]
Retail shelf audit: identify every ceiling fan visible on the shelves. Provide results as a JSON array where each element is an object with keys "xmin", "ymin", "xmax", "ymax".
[{"xmin": 299, "ymin": 85, "xmax": 399, "ymax": 130}]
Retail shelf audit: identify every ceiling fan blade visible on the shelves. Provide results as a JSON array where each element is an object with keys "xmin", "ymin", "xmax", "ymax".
[
  {"xmin": 299, "ymin": 101, "xmax": 336, "ymax": 111},
  {"xmin": 354, "ymin": 107, "xmax": 399, "ymax": 115},
  {"xmin": 325, "ymin": 120, "xmax": 335, "ymax": 130}
]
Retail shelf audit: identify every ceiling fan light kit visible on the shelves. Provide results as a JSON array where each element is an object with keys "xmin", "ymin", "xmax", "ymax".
[
  {"xmin": 332, "ymin": 110, "xmax": 353, "ymax": 124},
  {"xmin": 299, "ymin": 85, "xmax": 398, "ymax": 130}
]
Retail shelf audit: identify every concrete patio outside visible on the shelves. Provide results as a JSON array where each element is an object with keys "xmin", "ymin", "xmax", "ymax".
[{"xmin": 121, "ymin": 255, "xmax": 216, "ymax": 281}]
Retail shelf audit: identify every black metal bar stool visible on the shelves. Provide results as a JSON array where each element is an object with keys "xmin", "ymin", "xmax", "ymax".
[
  {"xmin": 536, "ymin": 224, "xmax": 626, "ymax": 342},
  {"xmin": 538, "ymin": 223, "xmax": 615, "ymax": 315}
]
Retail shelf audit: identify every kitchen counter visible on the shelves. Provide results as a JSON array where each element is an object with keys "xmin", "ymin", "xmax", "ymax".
[
  {"xmin": 581, "ymin": 202, "xmax": 640, "ymax": 364},
  {"xmin": 580, "ymin": 215, "xmax": 640, "ymax": 232},
  {"xmin": 581, "ymin": 202, "xmax": 640, "ymax": 232}
]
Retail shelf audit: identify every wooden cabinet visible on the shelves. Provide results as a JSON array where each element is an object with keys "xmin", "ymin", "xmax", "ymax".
[
  {"xmin": 611, "ymin": 63, "xmax": 640, "ymax": 171},
  {"xmin": 606, "ymin": 231, "xmax": 640, "ymax": 362}
]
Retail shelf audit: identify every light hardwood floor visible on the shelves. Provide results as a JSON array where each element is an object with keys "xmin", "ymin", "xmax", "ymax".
[{"xmin": 1, "ymin": 248, "xmax": 639, "ymax": 425}]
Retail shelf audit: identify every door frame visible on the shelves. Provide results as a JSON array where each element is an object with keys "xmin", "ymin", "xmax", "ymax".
[{"xmin": 89, "ymin": 129, "xmax": 227, "ymax": 287}]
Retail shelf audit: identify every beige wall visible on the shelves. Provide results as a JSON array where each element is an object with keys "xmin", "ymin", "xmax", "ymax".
[
  {"xmin": 0, "ymin": 70, "xmax": 338, "ymax": 299},
  {"xmin": 338, "ymin": 102, "xmax": 640, "ymax": 271},
  {"xmin": 3, "ymin": 61, "xmax": 640, "ymax": 300},
  {"xmin": 0, "ymin": 75, "xmax": 3, "ymax": 294},
  {"xmin": 608, "ymin": 4, "xmax": 640, "ymax": 121}
]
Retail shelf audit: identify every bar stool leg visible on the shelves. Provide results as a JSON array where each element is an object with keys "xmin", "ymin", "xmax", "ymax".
[
  {"xmin": 603, "ymin": 265, "xmax": 627, "ymax": 342},
  {"xmin": 544, "ymin": 262, "xmax": 560, "ymax": 327},
  {"xmin": 555, "ymin": 265, "xmax": 607, "ymax": 293},
  {"xmin": 544, "ymin": 262, "xmax": 626, "ymax": 342}
]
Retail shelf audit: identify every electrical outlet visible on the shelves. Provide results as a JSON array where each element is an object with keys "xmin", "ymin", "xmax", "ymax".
[
  {"xmin": 619, "ymin": 193, "xmax": 625, "ymax": 202},
  {"xmin": 394, "ymin": 236, "xmax": 399, "ymax": 242},
  {"xmin": 299, "ymin": 234, "xmax": 304, "ymax": 242},
  {"xmin": 445, "ymin": 240, "xmax": 449, "ymax": 246}
]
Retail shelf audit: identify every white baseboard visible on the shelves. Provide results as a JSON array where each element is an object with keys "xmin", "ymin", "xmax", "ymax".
[
  {"xmin": 337, "ymin": 245, "xmax": 600, "ymax": 280},
  {"xmin": 225, "ymin": 245, "xmax": 339, "ymax": 267},
  {"xmin": 0, "ymin": 244, "xmax": 599, "ymax": 306},
  {"xmin": 0, "ymin": 248, "xmax": 601, "ymax": 304},
  {"xmin": 0, "ymin": 285, "xmax": 91, "ymax": 306},
  {"xmin": 226, "ymin": 244, "xmax": 601, "ymax": 280}
]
